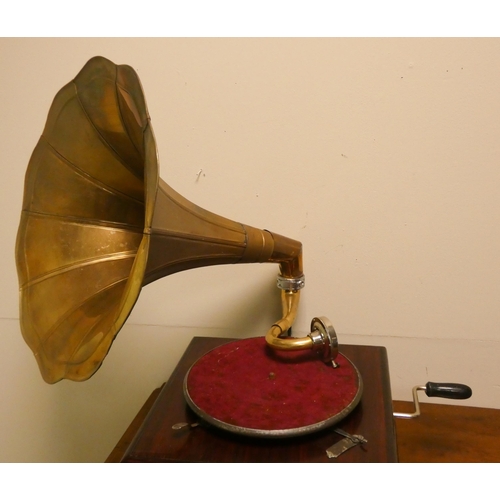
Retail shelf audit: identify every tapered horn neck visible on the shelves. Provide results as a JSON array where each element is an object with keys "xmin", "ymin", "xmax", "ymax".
[{"xmin": 143, "ymin": 179, "xmax": 303, "ymax": 286}]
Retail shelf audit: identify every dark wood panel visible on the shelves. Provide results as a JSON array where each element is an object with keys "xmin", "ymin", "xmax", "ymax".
[
  {"xmin": 107, "ymin": 339, "xmax": 500, "ymax": 463},
  {"xmin": 105, "ymin": 386, "xmax": 163, "ymax": 463},
  {"xmin": 114, "ymin": 337, "xmax": 398, "ymax": 463}
]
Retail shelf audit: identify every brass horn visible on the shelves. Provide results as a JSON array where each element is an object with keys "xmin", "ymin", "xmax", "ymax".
[{"xmin": 15, "ymin": 56, "xmax": 338, "ymax": 384}]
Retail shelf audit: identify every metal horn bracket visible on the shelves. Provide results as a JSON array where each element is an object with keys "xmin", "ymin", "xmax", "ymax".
[{"xmin": 277, "ymin": 274, "xmax": 305, "ymax": 291}]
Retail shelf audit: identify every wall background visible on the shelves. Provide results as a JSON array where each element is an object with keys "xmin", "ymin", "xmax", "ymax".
[{"xmin": 1, "ymin": 37, "xmax": 499, "ymax": 462}]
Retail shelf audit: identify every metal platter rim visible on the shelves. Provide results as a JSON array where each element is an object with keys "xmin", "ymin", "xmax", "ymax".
[{"xmin": 182, "ymin": 342, "xmax": 363, "ymax": 439}]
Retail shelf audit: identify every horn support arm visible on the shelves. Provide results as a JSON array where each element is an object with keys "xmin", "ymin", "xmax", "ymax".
[
  {"xmin": 265, "ymin": 289, "xmax": 339, "ymax": 365},
  {"xmin": 251, "ymin": 229, "xmax": 338, "ymax": 364}
]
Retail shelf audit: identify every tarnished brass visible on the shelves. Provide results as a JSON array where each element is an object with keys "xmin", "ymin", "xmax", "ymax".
[{"xmin": 16, "ymin": 56, "xmax": 334, "ymax": 383}]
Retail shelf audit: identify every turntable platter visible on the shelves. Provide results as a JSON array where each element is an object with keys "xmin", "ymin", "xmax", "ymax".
[{"xmin": 184, "ymin": 337, "xmax": 362, "ymax": 438}]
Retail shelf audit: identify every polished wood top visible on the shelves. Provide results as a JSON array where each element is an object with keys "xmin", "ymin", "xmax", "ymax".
[
  {"xmin": 107, "ymin": 337, "xmax": 500, "ymax": 463},
  {"xmin": 110, "ymin": 336, "xmax": 397, "ymax": 462}
]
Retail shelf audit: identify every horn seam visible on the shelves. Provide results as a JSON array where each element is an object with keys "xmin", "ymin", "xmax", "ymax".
[
  {"xmin": 149, "ymin": 228, "xmax": 246, "ymax": 248},
  {"xmin": 20, "ymin": 209, "xmax": 144, "ymax": 232},
  {"xmin": 143, "ymin": 253, "xmax": 246, "ymax": 279},
  {"xmin": 115, "ymin": 74, "xmax": 144, "ymax": 159},
  {"xmin": 33, "ymin": 276, "xmax": 129, "ymax": 358},
  {"xmin": 74, "ymin": 82, "xmax": 144, "ymax": 182},
  {"xmin": 158, "ymin": 182, "xmax": 246, "ymax": 235},
  {"xmin": 64, "ymin": 313, "xmax": 105, "ymax": 372},
  {"xmin": 19, "ymin": 251, "xmax": 137, "ymax": 290},
  {"xmin": 39, "ymin": 136, "xmax": 145, "ymax": 206}
]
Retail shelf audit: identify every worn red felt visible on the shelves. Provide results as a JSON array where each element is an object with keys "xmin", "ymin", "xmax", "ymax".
[{"xmin": 185, "ymin": 337, "xmax": 361, "ymax": 432}]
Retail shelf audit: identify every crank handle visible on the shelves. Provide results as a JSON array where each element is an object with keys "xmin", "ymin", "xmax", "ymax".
[{"xmin": 393, "ymin": 382, "xmax": 472, "ymax": 419}]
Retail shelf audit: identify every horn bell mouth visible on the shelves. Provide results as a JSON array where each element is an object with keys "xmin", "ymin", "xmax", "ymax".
[{"xmin": 15, "ymin": 56, "xmax": 158, "ymax": 383}]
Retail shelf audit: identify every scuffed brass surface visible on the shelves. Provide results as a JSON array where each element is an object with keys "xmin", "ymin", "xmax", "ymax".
[{"xmin": 16, "ymin": 57, "xmax": 156, "ymax": 382}]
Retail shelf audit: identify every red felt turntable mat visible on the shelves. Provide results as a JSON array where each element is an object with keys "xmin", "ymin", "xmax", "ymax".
[{"xmin": 184, "ymin": 337, "xmax": 362, "ymax": 437}]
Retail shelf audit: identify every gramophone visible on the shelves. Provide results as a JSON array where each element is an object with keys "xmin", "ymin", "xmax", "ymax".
[{"xmin": 15, "ymin": 57, "xmax": 471, "ymax": 457}]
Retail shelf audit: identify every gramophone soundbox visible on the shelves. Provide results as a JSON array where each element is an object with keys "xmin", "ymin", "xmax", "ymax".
[{"xmin": 16, "ymin": 56, "xmax": 366, "ymax": 441}]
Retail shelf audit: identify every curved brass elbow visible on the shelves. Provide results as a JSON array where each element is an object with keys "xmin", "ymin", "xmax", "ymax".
[
  {"xmin": 240, "ymin": 227, "xmax": 338, "ymax": 363},
  {"xmin": 259, "ymin": 232, "xmax": 338, "ymax": 365},
  {"xmin": 265, "ymin": 289, "xmax": 313, "ymax": 351},
  {"xmin": 265, "ymin": 288, "xmax": 339, "ymax": 366}
]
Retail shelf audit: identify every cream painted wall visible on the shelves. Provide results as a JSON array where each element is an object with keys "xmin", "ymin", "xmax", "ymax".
[{"xmin": 1, "ymin": 38, "xmax": 499, "ymax": 462}]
